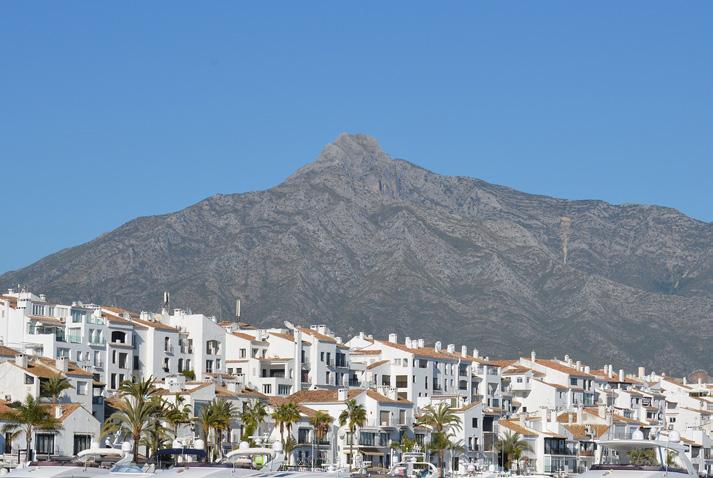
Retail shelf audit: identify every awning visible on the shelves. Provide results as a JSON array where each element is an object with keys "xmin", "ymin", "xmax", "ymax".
[{"xmin": 344, "ymin": 447, "xmax": 385, "ymax": 456}]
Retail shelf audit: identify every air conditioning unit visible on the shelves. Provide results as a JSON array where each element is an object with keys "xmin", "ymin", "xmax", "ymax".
[{"xmin": 4, "ymin": 394, "xmax": 11, "ymax": 401}]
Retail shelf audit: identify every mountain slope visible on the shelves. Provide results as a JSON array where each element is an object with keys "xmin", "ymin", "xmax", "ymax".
[{"xmin": 3, "ymin": 133, "xmax": 713, "ymax": 374}]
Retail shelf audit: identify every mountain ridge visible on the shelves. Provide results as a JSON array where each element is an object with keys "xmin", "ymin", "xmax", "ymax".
[{"xmin": 3, "ymin": 133, "xmax": 713, "ymax": 374}]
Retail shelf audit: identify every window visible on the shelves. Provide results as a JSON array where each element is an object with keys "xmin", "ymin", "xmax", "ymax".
[
  {"xmin": 263, "ymin": 384, "xmax": 272, "ymax": 394},
  {"xmin": 298, "ymin": 428, "xmax": 310, "ymax": 444},
  {"xmin": 380, "ymin": 411, "xmax": 390, "ymax": 426},
  {"xmin": 382, "ymin": 375, "xmax": 391, "ymax": 386},
  {"xmin": 76, "ymin": 382, "xmax": 88, "ymax": 395},
  {"xmin": 178, "ymin": 358, "xmax": 183, "ymax": 372},
  {"xmin": 73, "ymin": 434, "xmax": 91, "ymax": 455},
  {"xmin": 399, "ymin": 409, "xmax": 406, "ymax": 424},
  {"xmin": 111, "ymin": 331, "xmax": 127, "ymax": 344},
  {"xmin": 118, "ymin": 352, "xmax": 127, "ymax": 369},
  {"xmin": 215, "ymin": 359, "xmax": 221, "ymax": 370},
  {"xmin": 321, "ymin": 352, "xmax": 325, "ymax": 362},
  {"xmin": 239, "ymin": 349, "xmax": 246, "ymax": 358},
  {"xmin": 517, "ymin": 377, "xmax": 523, "ymax": 383},
  {"xmin": 35, "ymin": 433, "xmax": 55, "ymax": 455},
  {"xmin": 164, "ymin": 337, "xmax": 170, "ymax": 352},
  {"xmin": 110, "ymin": 373, "xmax": 117, "ymax": 389},
  {"xmin": 570, "ymin": 377, "xmax": 577, "ymax": 386},
  {"xmin": 472, "ymin": 417, "xmax": 478, "ymax": 428},
  {"xmin": 278, "ymin": 384, "xmax": 291, "ymax": 395},
  {"xmin": 94, "ymin": 351, "xmax": 102, "ymax": 367},
  {"xmin": 163, "ymin": 358, "xmax": 170, "ymax": 372},
  {"xmin": 25, "ymin": 374, "xmax": 34, "ymax": 384},
  {"xmin": 68, "ymin": 328, "xmax": 81, "ymax": 344},
  {"xmin": 133, "ymin": 356, "xmax": 139, "ymax": 370},
  {"xmin": 206, "ymin": 360, "xmax": 213, "ymax": 373},
  {"xmin": 71, "ymin": 310, "xmax": 83, "ymax": 323}
]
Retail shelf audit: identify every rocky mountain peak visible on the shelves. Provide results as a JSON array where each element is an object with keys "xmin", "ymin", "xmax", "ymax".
[{"xmin": 3, "ymin": 135, "xmax": 713, "ymax": 375}]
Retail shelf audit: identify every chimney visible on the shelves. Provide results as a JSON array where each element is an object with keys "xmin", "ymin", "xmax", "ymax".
[
  {"xmin": 418, "ymin": 339, "xmax": 425, "ymax": 348},
  {"xmin": 405, "ymin": 337, "xmax": 412, "ymax": 348},
  {"xmin": 575, "ymin": 360, "xmax": 581, "ymax": 371},
  {"xmin": 473, "ymin": 348, "xmax": 479, "ymax": 359},
  {"xmin": 15, "ymin": 354, "xmax": 27, "ymax": 368},
  {"xmin": 683, "ymin": 377, "xmax": 687, "ymax": 385},
  {"xmin": 55, "ymin": 405, "xmax": 63, "ymax": 419},
  {"xmin": 584, "ymin": 365, "xmax": 591, "ymax": 374},
  {"xmin": 531, "ymin": 350, "xmax": 536, "ymax": 362},
  {"xmin": 337, "ymin": 388, "xmax": 348, "ymax": 401},
  {"xmin": 388, "ymin": 333, "xmax": 398, "ymax": 344},
  {"xmin": 607, "ymin": 365, "xmax": 613, "ymax": 378},
  {"xmin": 56, "ymin": 357, "xmax": 69, "ymax": 372},
  {"xmin": 638, "ymin": 367, "xmax": 646, "ymax": 379},
  {"xmin": 434, "ymin": 341, "xmax": 442, "ymax": 352},
  {"xmin": 461, "ymin": 345, "xmax": 468, "ymax": 357},
  {"xmin": 359, "ymin": 332, "xmax": 365, "ymax": 340},
  {"xmin": 447, "ymin": 344, "xmax": 455, "ymax": 353},
  {"xmin": 619, "ymin": 369, "xmax": 625, "ymax": 382},
  {"xmin": 39, "ymin": 294, "xmax": 46, "ymax": 302},
  {"xmin": 564, "ymin": 354, "xmax": 570, "ymax": 364},
  {"xmin": 576, "ymin": 405, "xmax": 583, "ymax": 424}
]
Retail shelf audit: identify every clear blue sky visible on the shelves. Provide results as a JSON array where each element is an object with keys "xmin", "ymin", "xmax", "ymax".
[{"xmin": 1, "ymin": 1, "xmax": 711, "ymax": 274}]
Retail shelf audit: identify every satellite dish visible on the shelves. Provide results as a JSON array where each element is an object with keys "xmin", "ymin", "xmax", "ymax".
[
  {"xmin": 669, "ymin": 431, "xmax": 681, "ymax": 443},
  {"xmin": 632, "ymin": 429, "xmax": 644, "ymax": 440},
  {"xmin": 284, "ymin": 321, "xmax": 295, "ymax": 330}
]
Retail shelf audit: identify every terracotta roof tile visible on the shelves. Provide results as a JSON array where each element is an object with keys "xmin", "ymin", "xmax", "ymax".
[
  {"xmin": 298, "ymin": 327, "xmax": 337, "ymax": 344},
  {"xmin": 366, "ymin": 360, "xmax": 390, "ymax": 370},
  {"xmin": 498, "ymin": 419, "xmax": 538, "ymax": 437},
  {"xmin": 287, "ymin": 389, "xmax": 363, "ymax": 403},
  {"xmin": 0, "ymin": 345, "xmax": 20, "ymax": 357}
]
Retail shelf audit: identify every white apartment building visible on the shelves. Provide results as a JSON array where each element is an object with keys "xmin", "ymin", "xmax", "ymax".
[{"xmin": 160, "ymin": 308, "xmax": 226, "ymax": 380}]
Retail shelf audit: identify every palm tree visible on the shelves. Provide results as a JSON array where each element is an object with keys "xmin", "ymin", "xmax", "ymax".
[
  {"xmin": 194, "ymin": 404, "xmax": 220, "ymax": 462},
  {"xmin": 273, "ymin": 403, "xmax": 301, "ymax": 445},
  {"xmin": 417, "ymin": 402, "xmax": 462, "ymax": 477},
  {"xmin": 495, "ymin": 431, "xmax": 532, "ymax": 471},
  {"xmin": 0, "ymin": 395, "xmax": 62, "ymax": 462},
  {"xmin": 390, "ymin": 435, "xmax": 416, "ymax": 455},
  {"xmin": 118, "ymin": 376, "xmax": 159, "ymax": 403},
  {"xmin": 164, "ymin": 394, "xmax": 192, "ymax": 438},
  {"xmin": 309, "ymin": 411, "xmax": 333, "ymax": 466},
  {"xmin": 211, "ymin": 399, "xmax": 236, "ymax": 460},
  {"xmin": 40, "ymin": 376, "xmax": 72, "ymax": 407},
  {"xmin": 104, "ymin": 395, "xmax": 160, "ymax": 462},
  {"xmin": 272, "ymin": 402, "xmax": 301, "ymax": 465},
  {"xmin": 240, "ymin": 400, "xmax": 268, "ymax": 445},
  {"xmin": 283, "ymin": 436, "xmax": 297, "ymax": 467},
  {"xmin": 338, "ymin": 399, "xmax": 367, "ymax": 471}
]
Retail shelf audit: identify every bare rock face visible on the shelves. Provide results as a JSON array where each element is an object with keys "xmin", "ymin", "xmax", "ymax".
[{"xmin": 3, "ymin": 133, "xmax": 713, "ymax": 374}]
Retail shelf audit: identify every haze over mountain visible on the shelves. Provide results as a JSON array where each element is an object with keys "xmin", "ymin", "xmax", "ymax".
[{"xmin": 3, "ymin": 134, "xmax": 713, "ymax": 375}]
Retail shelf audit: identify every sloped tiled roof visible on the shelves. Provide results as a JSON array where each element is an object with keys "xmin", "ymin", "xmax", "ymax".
[
  {"xmin": 532, "ymin": 359, "xmax": 594, "ymax": 378},
  {"xmin": 0, "ymin": 345, "xmax": 20, "ymax": 357},
  {"xmin": 298, "ymin": 327, "xmax": 337, "ymax": 344},
  {"xmin": 564, "ymin": 424, "xmax": 610, "ymax": 440},
  {"xmin": 287, "ymin": 389, "xmax": 363, "ymax": 403},
  {"xmin": 365, "ymin": 389, "xmax": 412, "ymax": 406},
  {"xmin": 498, "ymin": 419, "xmax": 538, "ymax": 437},
  {"xmin": 269, "ymin": 332, "xmax": 311, "ymax": 345},
  {"xmin": 232, "ymin": 332, "xmax": 261, "ymax": 342},
  {"xmin": 377, "ymin": 340, "xmax": 460, "ymax": 361},
  {"xmin": 366, "ymin": 360, "xmax": 390, "ymax": 370}
]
